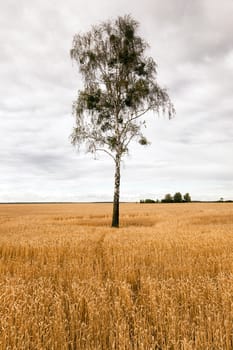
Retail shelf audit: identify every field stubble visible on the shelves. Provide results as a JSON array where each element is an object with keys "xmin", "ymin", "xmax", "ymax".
[{"xmin": 0, "ymin": 203, "xmax": 233, "ymax": 349}]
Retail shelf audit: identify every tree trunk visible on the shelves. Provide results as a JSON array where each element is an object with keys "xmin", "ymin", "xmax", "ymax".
[{"xmin": 111, "ymin": 154, "xmax": 121, "ymax": 227}]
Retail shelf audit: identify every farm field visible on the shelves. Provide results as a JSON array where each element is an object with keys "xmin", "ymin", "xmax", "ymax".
[{"xmin": 0, "ymin": 203, "xmax": 233, "ymax": 349}]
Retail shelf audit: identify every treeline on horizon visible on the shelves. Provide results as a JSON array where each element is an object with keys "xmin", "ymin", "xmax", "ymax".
[
  {"xmin": 140, "ymin": 192, "xmax": 191, "ymax": 203},
  {"xmin": 140, "ymin": 193, "xmax": 233, "ymax": 204}
]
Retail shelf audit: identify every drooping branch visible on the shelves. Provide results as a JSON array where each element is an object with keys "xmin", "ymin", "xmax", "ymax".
[{"xmin": 95, "ymin": 148, "xmax": 116, "ymax": 162}]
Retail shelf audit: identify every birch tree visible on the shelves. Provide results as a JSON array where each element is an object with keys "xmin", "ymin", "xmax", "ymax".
[{"xmin": 70, "ymin": 15, "xmax": 174, "ymax": 227}]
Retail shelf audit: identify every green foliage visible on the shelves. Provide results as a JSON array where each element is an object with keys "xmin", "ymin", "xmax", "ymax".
[
  {"xmin": 162, "ymin": 194, "xmax": 173, "ymax": 203},
  {"xmin": 145, "ymin": 199, "xmax": 156, "ymax": 203},
  {"xmin": 173, "ymin": 192, "xmax": 183, "ymax": 203},
  {"xmin": 183, "ymin": 193, "xmax": 191, "ymax": 202},
  {"xmin": 161, "ymin": 192, "xmax": 192, "ymax": 203},
  {"xmin": 138, "ymin": 136, "xmax": 149, "ymax": 145},
  {"xmin": 140, "ymin": 199, "xmax": 156, "ymax": 203},
  {"xmin": 70, "ymin": 15, "xmax": 174, "ymax": 158}
]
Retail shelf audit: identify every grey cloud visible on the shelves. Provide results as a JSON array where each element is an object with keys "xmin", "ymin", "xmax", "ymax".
[{"xmin": 0, "ymin": 0, "xmax": 232, "ymax": 202}]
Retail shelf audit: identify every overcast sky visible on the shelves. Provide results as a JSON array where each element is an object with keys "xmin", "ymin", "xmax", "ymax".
[{"xmin": 1, "ymin": 0, "xmax": 233, "ymax": 202}]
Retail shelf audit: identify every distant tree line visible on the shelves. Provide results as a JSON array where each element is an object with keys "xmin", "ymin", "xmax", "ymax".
[
  {"xmin": 140, "ymin": 199, "xmax": 157, "ymax": 203},
  {"xmin": 218, "ymin": 198, "xmax": 233, "ymax": 203},
  {"xmin": 161, "ymin": 192, "xmax": 191, "ymax": 203},
  {"xmin": 140, "ymin": 192, "xmax": 191, "ymax": 203}
]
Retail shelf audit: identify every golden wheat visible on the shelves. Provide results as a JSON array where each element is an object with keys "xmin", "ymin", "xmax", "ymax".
[{"xmin": 0, "ymin": 203, "xmax": 232, "ymax": 349}]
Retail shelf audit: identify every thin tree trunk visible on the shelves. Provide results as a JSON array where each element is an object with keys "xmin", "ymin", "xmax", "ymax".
[{"xmin": 111, "ymin": 154, "xmax": 121, "ymax": 227}]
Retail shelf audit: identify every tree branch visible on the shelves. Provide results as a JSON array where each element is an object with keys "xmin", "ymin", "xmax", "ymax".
[
  {"xmin": 119, "ymin": 106, "xmax": 151, "ymax": 139},
  {"xmin": 123, "ymin": 133, "xmax": 137, "ymax": 150},
  {"xmin": 95, "ymin": 148, "xmax": 116, "ymax": 162},
  {"xmin": 129, "ymin": 106, "xmax": 151, "ymax": 122}
]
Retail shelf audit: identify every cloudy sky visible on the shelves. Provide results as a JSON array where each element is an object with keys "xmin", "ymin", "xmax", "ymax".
[{"xmin": 1, "ymin": 0, "xmax": 233, "ymax": 202}]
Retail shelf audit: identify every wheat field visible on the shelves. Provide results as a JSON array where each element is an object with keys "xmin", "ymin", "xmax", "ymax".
[{"xmin": 0, "ymin": 203, "xmax": 232, "ymax": 349}]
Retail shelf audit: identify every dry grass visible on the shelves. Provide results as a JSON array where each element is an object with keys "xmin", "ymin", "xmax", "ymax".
[{"xmin": 0, "ymin": 203, "xmax": 233, "ymax": 349}]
